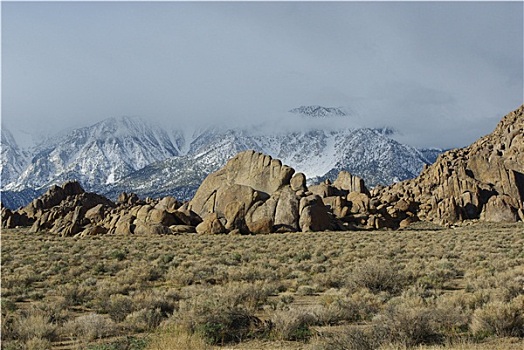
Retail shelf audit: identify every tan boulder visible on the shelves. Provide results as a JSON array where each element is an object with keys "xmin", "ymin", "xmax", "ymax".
[
  {"xmin": 215, "ymin": 184, "xmax": 260, "ymax": 218},
  {"xmin": 246, "ymin": 217, "xmax": 273, "ymax": 234},
  {"xmin": 299, "ymin": 195, "xmax": 331, "ymax": 232},
  {"xmin": 394, "ymin": 198, "xmax": 413, "ymax": 212},
  {"xmin": 322, "ymin": 196, "xmax": 349, "ymax": 218},
  {"xmin": 399, "ymin": 216, "xmax": 417, "ymax": 229},
  {"xmin": 308, "ymin": 183, "xmax": 334, "ymax": 198},
  {"xmin": 274, "ymin": 186, "xmax": 300, "ymax": 232},
  {"xmin": 136, "ymin": 205, "xmax": 153, "ymax": 222},
  {"xmin": 85, "ymin": 204, "xmax": 105, "ymax": 223},
  {"xmin": 113, "ymin": 214, "xmax": 136, "ymax": 235},
  {"xmin": 117, "ymin": 192, "xmax": 140, "ymax": 205},
  {"xmin": 481, "ymin": 195, "xmax": 519, "ymax": 222},
  {"xmin": 148, "ymin": 208, "xmax": 177, "ymax": 226},
  {"xmin": 155, "ymin": 196, "xmax": 181, "ymax": 212},
  {"xmin": 169, "ymin": 225, "xmax": 196, "ymax": 234},
  {"xmin": 189, "ymin": 151, "xmax": 293, "ymax": 220},
  {"xmin": 436, "ymin": 197, "xmax": 461, "ymax": 225},
  {"xmin": 196, "ymin": 213, "xmax": 226, "ymax": 234},
  {"xmin": 246, "ymin": 198, "xmax": 277, "ymax": 223},
  {"xmin": 134, "ymin": 222, "xmax": 171, "ymax": 235},
  {"xmin": 224, "ymin": 201, "xmax": 249, "ymax": 233},
  {"xmin": 223, "ymin": 150, "xmax": 294, "ymax": 195},
  {"xmin": 290, "ymin": 172, "xmax": 307, "ymax": 192},
  {"xmin": 79, "ymin": 225, "xmax": 108, "ymax": 237},
  {"xmin": 173, "ymin": 208, "xmax": 202, "ymax": 227},
  {"xmin": 333, "ymin": 171, "xmax": 369, "ymax": 194},
  {"xmin": 347, "ymin": 192, "xmax": 371, "ymax": 214}
]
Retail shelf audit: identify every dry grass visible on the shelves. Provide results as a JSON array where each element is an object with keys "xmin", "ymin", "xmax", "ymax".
[{"xmin": 1, "ymin": 221, "xmax": 523, "ymax": 349}]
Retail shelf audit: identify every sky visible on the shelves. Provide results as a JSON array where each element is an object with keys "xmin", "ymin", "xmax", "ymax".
[{"xmin": 2, "ymin": 1, "xmax": 523, "ymax": 149}]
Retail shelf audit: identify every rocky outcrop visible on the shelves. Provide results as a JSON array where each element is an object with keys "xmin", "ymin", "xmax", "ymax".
[
  {"xmin": 189, "ymin": 150, "xmax": 336, "ymax": 233},
  {"xmin": 20, "ymin": 180, "xmax": 85, "ymax": 218},
  {"xmin": 372, "ymin": 104, "xmax": 524, "ymax": 226},
  {"xmin": 189, "ymin": 151, "xmax": 293, "ymax": 218},
  {"xmin": 1, "ymin": 180, "xmax": 202, "ymax": 236},
  {"xmin": 1, "ymin": 206, "xmax": 32, "ymax": 229},
  {"xmin": 299, "ymin": 195, "xmax": 332, "ymax": 232},
  {"xmin": 333, "ymin": 171, "xmax": 369, "ymax": 195},
  {"xmin": 196, "ymin": 213, "xmax": 227, "ymax": 235},
  {"xmin": 3, "ymin": 105, "xmax": 521, "ymax": 235}
]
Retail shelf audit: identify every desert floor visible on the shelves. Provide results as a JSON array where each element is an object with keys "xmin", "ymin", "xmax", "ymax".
[{"xmin": 2, "ymin": 222, "xmax": 523, "ymax": 349}]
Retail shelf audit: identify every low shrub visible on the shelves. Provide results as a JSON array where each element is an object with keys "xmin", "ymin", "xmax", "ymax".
[
  {"xmin": 311, "ymin": 326, "xmax": 374, "ymax": 350},
  {"xmin": 146, "ymin": 323, "xmax": 207, "ymax": 350},
  {"xmin": 25, "ymin": 337, "xmax": 52, "ymax": 350},
  {"xmin": 15, "ymin": 312, "xmax": 56, "ymax": 342},
  {"xmin": 62, "ymin": 313, "xmax": 116, "ymax": 342},
  {"xmin": 372, "ymin": 301, "xmax": 439, "ymax": 347},
  {"xmin": 105, "ymin": 294, "xmax": 134, "ymax": 322},
  {"xmin": 125, "ymin": 308, "xmax": 164, "ymax": 332},
  {"xmin": 194, "ymin": 307, "xmax": 266, "ymax": 344},
  {"xmin": 173, "ymin": 290, "xmax": 268, "ymax": 345},
  {"xmin": 270, "ymin": 308, "xmax": 317, "ymax": 342},
  {"xmin": 350, "ymin": 258, "xmax": 405, "ymax": 294},
  {"xmin": 470, "ymin": 296, "xmax": 524, "ymax": 338}
]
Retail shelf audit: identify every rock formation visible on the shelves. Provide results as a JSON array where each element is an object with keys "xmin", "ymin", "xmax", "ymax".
[
  {"xmin": 372, "ymin": 104, "xmax": 524, "ymax": 226},
  {"xmin": 189, "ymin": 150, "xmax": 335, "ymax": 233},
  {"xmin": 2, "ymin": 105, "xmax": 522, "ymax": 235},
  {"xmin": 1, "ymin": 180, "xmax": 202, "ymax": 236}
]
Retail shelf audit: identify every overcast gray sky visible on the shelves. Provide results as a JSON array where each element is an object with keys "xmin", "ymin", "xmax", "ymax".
[{"xmin": 2, "ymin": 1, "xmax": 523, "ymax": 148}]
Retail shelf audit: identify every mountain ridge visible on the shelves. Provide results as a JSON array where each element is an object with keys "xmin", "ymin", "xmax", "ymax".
[{"xmin": 1, "ymin": 108, "xmax": 441, "ymax": 209}]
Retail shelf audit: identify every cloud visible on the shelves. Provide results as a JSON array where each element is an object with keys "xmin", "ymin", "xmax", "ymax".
[{"xmin": 2, "ymin": 1, "xmax": 522, "ymax": 149}]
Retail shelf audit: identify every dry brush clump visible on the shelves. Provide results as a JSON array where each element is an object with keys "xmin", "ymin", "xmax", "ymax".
[
  {"xmin": 470, "ymin": 295, "xmax": 524, "ymax": 338},
  {"xmin": 1, "ymin": 223, "xmax": 523, "ymax": 349},
  {"xmin": 171, "ymin": 286, "xmax": 270, "ymax": 345},
  {"xmin": 62, "ymin": 313, "xmax": 117, "ymax": 343}
]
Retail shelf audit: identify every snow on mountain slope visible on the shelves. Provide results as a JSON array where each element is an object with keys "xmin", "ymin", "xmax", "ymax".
[
  {"xmin": 419, "ymin": 148, "xmax": 447, "ymax": 164},
  {"xmin": 1, "ymin": 110, "xmax": 443, "ymax": 207},
  {"xmin": 289, "ymin": 105, "xmax": 349, "ymax": 118},
  {"xmin": 4, "ymin": 116, "xmax": 180, "ymax": 192},
  {"xmin": 317, "ymin": 129, "xmax": 430, "ymax": 185},
  {"xmin": 106, "ymin": 126, "xmax": 436, "ymax": 201},
  {"xmin": 1, "ymin": 128, "xmax": 30, "ymax": 187}
]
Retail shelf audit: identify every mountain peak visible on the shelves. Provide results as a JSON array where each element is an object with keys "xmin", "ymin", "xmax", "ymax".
[
  {"xmin": 289, "ymin": 105, "xmax": 348, "ymax": 118},
  {"xmin": 1, "ymin": 127, "xmax": 17, "ymax": 147}
]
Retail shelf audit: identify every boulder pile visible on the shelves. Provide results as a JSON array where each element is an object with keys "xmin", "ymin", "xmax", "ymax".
[
  {"xmin": 188, "ymin": 150, "xmax": 337, "ymax": 233},
  {"xmin": 373, "ymin": 104, "xmax": 524, "ymax": 226},
  {"xmin": 2, "ymin": 105, "xmax": 522, "ymax": 235},
  {"xmin": 1, "ymin": 181, "xmax": 201, "ymax": 236}
]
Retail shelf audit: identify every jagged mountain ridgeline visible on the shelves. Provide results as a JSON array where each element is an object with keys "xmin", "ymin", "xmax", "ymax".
[
  {"xmin": 1, "ymin": 107, "xmax": 438, "ymax": 209},
  {"xmin": 2, "ymin": 104, "xmax": 523, "ymax": 234}
]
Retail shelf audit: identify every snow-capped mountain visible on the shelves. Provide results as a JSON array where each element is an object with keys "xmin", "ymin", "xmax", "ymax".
[
  {"xmin": 289, "ymin": 105, "xmax": 348, "ymax": 118},
  {"xmin": 1, "ymin": 110, "xmax": 442, "ymax": 208},
  {"xmin": 3, "ymin": 116, "xmax": 180, "ymax": 192},
  {"xmin": 1, "ymin": 128, "xmax": 30, "ymax": 187},
  {"xmin": 418, "ymin": 148, "xmax": 446, "ymax": 164},
  {"xmin": 106, "ymin": 127, "xmax": 436, "ymax": 201}
]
